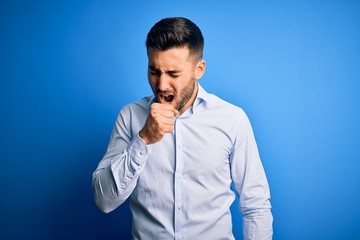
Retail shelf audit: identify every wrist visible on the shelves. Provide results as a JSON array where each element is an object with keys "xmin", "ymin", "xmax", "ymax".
[{"xmin": 139, "ymin": 129, "xmax": 151, "ymax": 145}]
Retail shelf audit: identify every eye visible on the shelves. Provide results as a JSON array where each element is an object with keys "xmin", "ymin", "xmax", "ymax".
[
  {"xmin": 149, "ymin": 69, "xmax": 159, "ymax": 76},
  {"xmin": 168, "ymin": 71, "xmax": 181, "ymax": 78},
  {"xmin": 169, "ymin": 73, "xmax": 179, "ymax": 78}
]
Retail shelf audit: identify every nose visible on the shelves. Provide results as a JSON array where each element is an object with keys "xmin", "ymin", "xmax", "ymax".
[{"xmin": 157, "ymin": 73, "xmax": 171, "ymax": 91}]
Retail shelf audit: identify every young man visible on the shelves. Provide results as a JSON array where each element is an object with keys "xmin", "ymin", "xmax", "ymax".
[{"xmin": 92, "ymin": 17, "xmax": 273, "ymax": 239}]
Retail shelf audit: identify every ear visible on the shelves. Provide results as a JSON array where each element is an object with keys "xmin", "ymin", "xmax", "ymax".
[{"xmin": 194, "ymin": 59, "xmax": 206, "ymax": 80}]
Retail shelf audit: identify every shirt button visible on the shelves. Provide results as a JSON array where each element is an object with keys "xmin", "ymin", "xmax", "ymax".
[
  {"xmin": 177, "ymin": 236, "xmax": 184, "ymax": 240},
  {"xmin": 139, "ymin": 150, "xmax": 144, "ymax": 155},
  {"xmin": 178, "ymin": 174, "xmax": 184, "ymax": 179},
  {"xmin": 178, "ymin": 205, "xmax": 183, "ymax": 211}
]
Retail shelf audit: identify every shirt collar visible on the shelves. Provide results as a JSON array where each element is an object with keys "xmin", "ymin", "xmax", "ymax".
[{"xmin": 192, "ymin": 83, "xmax": 213, "ymax": 111}]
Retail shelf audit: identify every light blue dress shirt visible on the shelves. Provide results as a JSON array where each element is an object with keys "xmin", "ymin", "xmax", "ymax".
[{"xmin": 92, "ymin": 84, "xmax": 273, "ymax": 239}]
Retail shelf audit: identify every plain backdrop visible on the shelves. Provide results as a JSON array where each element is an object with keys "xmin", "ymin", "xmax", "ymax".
[{"xmin": 1, "ymin": 0, "xmax": 360, "ymax": 239}]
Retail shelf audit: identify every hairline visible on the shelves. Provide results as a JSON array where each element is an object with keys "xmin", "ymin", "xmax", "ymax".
[{"xmin": 147, "ymin": 45, "xmax": 202, "ymax": 63}]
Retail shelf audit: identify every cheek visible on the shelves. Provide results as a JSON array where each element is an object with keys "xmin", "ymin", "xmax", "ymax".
[
  {"xmin": 147, "ymin": 71, "xmax": 153, "ymax": 81},
  {"xmin": 172, "ymin": 81, "xmax": 183, "ymax": 94},
  {"xmin": 147, "ymin": 80, "xmax": 157, "ymax": 94},
  {"xmin": 178, "ymin": 74, "xmax": 194, "ymax": 89},
  {"xmin": 148, "ymin": 75, "xmax": 157, "ymax": 87}
]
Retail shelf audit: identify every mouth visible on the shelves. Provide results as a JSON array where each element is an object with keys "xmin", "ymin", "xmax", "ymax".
[{"xmin": 158, "ymin": 94, "xmax": 174, "ymax": 104}]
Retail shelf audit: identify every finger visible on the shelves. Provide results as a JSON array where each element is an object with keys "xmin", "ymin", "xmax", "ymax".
[
  {"xmin": 151, "ymin": 102, "xmax": 175, "ymax": 111},
  {"xmin": 161, "ymin": 116, "xmax": 176, "ymax": 126},
  {"xmin": 162, "ymin": 125, "xmax": 174, "ymax": 134},
  {"xmin": 151, "ymin": 103, "xmax": 176, "ymax": 115},
  {"xmin": 149, "ymin": 110, "xmax": 174, "ymax": 122},
  {"xmin": 151, "ymin": 103, "xmax": 180, "ymax": 118},
  {"xmin": 157, "ymin": 108, "xmax": 178, "ymax": 118},
  {"xmin": 160, "ymin": 110, "xmax": 177, "ymax": 119}
]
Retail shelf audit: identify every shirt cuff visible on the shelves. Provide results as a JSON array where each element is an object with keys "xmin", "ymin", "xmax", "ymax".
[{"xmin": 128, "ymin": 133, "xmax": 153, "ymax": 168}]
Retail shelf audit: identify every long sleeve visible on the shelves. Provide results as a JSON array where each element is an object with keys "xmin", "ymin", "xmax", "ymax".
[
  {"xmin": 230, "ymin": 110, "xmax": 273, "ymax": 239},
  {"xmin": 92, "ymin": 105, "xmax": 152, "ymax": 213},
  {"xmin": 92, "ymin": 88, "xmax": 273, "ymax": 239}
]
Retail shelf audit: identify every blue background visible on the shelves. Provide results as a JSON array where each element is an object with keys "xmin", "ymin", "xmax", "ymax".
[{"xmin": 1, "ymin": 0, "xmax": 360, "ymax": 239}]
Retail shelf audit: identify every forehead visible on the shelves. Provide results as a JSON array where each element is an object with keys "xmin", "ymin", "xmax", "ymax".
[{"xmin": 147, "ymin": 46, "xmax": 192, "ymax": 68}]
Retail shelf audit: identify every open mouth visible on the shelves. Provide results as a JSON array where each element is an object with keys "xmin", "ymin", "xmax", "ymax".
[{"xmin": 159, "ymin": 94, "xmax": 174, "ymax": 103}]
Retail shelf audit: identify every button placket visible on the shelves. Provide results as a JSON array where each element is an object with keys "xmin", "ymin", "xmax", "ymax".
[{"xmin": 174, "ymin": 118, "xmax": 185, "ymax": 238}]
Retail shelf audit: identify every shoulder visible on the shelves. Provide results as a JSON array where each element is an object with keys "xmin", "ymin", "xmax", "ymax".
[
  {"xmin": 199, "ymin": 84, "xmax": 244, "ymax": 116},
  {"xmin": 114, "ymin": 96, "xmax": 153, "ymax": 131},
  {"xmin": 207, "ymin": 93, "xmax": 246, "ymax": 118},
  {"xmin": 115, "ymin": 96, "xmax": 153, "ymax": 124},
  {"xmin": 120, "ymin": 96, "xmax": 153, "ymax": 113}
]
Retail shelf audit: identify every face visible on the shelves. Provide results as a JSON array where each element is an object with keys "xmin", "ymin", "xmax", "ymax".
[{"xmin": 147, "ymin": 46, "xmax": 206, "ymax": 114}]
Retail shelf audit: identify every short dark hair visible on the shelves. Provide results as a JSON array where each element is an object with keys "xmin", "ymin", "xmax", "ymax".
[{"xmin": 146, "ymin": 17, "xmax": 204, "ymax": 60}]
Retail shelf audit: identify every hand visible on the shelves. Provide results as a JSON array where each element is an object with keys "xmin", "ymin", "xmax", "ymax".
[{"xmin": 139, "ymin": 103, "xmax": 179, "ymax": 144}]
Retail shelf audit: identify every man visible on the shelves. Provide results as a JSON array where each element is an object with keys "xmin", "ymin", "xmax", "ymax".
[{"xmin": 92, "ymin": 17, "xmax": 273, "ymax": 239}]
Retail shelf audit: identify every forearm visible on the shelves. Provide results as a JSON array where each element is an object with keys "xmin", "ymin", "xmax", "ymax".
[
  {"xmin": 92, "ymin": 164, "xmax": 132, "ymax": 213},
  {"xmin": 92, "ymin": 135, "xmax": 151, "ymax": 213},
  {"xmin": 242, "ymin": 207, "xmax": 273, "ymax": 240},
  {"xmin": 231, "ymin": 110, "xmax": 273, "ymax": 239}
]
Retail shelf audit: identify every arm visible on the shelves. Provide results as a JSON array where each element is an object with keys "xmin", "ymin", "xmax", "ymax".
[
  {"xmin": 92, "ymin": 103, "xmax": 178, "ymax": 213},
  {"xmin": 92, "ymin": 107, "xmax": 151, "ymax": 213},
  {"xmin": 230, "ymin": 110, "xmax": 273, "ymax": 240}
]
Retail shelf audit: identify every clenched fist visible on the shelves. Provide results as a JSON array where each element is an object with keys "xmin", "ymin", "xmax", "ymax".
[{"xmin": 139, "ymin": 103, "xmax": 179, "ymax": 144}]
